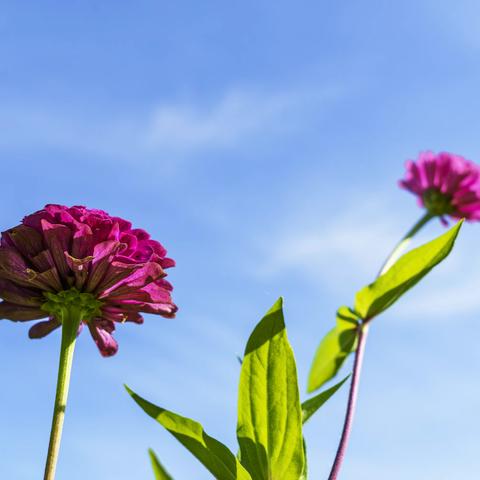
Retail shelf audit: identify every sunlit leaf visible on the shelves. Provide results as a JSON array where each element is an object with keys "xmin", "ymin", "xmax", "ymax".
[
  {"xmin": 126, "ymin": 386, "xmax": 251, "ymax": 480},
  {"xmin": 299, "ymin": 439, "xmax": 308, "ymax": 480},
  {"xmin": 355, "ymin": 220, "xmax": 463, "ymax": 320},
  {"xmin": 148, "ymin": 449, "xmax": 173, "ymax": 480},
  {"xmin": 237, "ymin": 298, "xmax": 305, "ymax": 480},
  {"xmin": 307, "ymin": 307, "xmax": 359, "ymax": 393},
  {"xmin": 302, "ymin": 375, "xmax": 350, "ymax": 424}
]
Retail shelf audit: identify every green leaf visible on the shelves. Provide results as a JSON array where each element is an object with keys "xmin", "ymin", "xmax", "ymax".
[
  {"xmin": 307, "ymin": 307, "xmax": 359, "ymax": 393},
  {"xmin": 302, "ymin": 375, "xmax": 350, "ymax": 424},
  {"xmin": 299, "ymin": 438, "xmax": 308, "ymax": 480},
  {"xmin": 355, "ymin": 220, "xmax": 463, "ymax": 320},
  {"xmin": 126, "ymin": 386, "xmax": 252, "ymax": 480},
  {"xmin": 148, "ymin": 449, "xmax": 174, "ymax": 480},
  {"xmin": 237, "ymin": 298, "xmax": 305, "ymax": 480}
]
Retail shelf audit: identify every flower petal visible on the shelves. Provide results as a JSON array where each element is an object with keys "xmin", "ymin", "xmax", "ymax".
[
  {"xmin": 40, "ymin": 220, "xmax": 72, "ymax": 281},
  {"xmin": 65, "ymin": 253, "xmax": 93, "ymax": 290},
  {"xmin": 87, "ymin": 321, "xmax": 118, "ymax": 357},
  {"xmin": 0, "ymin": 247, "xmax": 36, "ymax": 288},
  {"xmin": 26, "ymin": 267, "xmax": 63, "ymax": 292},
  {"xmin": 85, "ymin": 240, "xmax": 122, "ymax": 292},
  {"xmin": 93, "ymin": 260, "xmax": 143, "ymax": 295},
  {"xmin": 29, "ymin": 318, "xmax": 61, "ymax": 338},
  {"xmin": 0, "ymin": 302, "xmax": 47, "ymax": 321},
  {"xmin": 2, "ymin": 225, "xmax": 44, "ymax": 258},
  {"xmin": 72, "ymin": 223, "xmax": 94, "ymax": 259},
  {"xmin": 0, "ymin": 279, "xmax": 43, "ymax": 307},
  {"xmin": 100, "ymin": 262, "xmax": 164, "ymax": 299}
]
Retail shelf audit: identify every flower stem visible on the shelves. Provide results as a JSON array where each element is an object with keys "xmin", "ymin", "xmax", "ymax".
[
  {"xmin": 378, "ymin": 211, "xmax": 434, "ymax": 276},
  {"xmin": 328, "ymin": 323, "xmax": 368, "ymax": 480},
  {"xmin": 327, "ymin": 211, "xmax": 434, "ymax": 480},
  {"xmin": 43, "ymin": 307, "xmax": 83, "ymax": 480}
]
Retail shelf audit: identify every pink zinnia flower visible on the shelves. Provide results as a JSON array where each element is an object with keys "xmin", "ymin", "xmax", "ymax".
[
  {"xmin": 0, "ymin": 205, "xmax": 177, "ymax": 356},
  {"xmin": 399, "ymin": 151, "xmax": 480, "ymax": 222}
]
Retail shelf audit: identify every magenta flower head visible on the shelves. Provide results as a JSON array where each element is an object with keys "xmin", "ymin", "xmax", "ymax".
[
  {"xmin": 0, "ymin": 204, "xmax": 177, "ymax": 356},
  {"xmin": 399, "ymin": 151, "xmax": 480, "ymax": 223}
]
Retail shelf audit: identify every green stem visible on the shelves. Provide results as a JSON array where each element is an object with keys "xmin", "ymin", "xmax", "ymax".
[
  {"xmin": 328, "ymin": 211, "xmax": 434, "ymax": 480},
  {"xmin": 377, "ymin": 211, "xmax": 434, "ymax": 277},
  {"xmin": 43, "ymin": 307, "xmax": 83, "ymax": 480}
]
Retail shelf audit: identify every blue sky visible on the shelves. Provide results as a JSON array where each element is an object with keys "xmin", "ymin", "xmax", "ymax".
[{"xmin": 1, "ymin": 1, "xmax": 480, "ymax": 479}]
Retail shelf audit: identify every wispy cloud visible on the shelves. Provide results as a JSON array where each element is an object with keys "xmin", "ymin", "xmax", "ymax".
[
  {"xmin": 0, "ymin": 84, "xmax": 345, "ymax": 161},
  {"xmin": 255, "ymin": 191, "xmax": 480, "ymax": 319},
  {"xmin": 143, "ymin": 88, "xmax": 328, "ymax": 152},
  {"xmin": 255, "ymin": 195, "xmax": 402, "ymax": 288}
]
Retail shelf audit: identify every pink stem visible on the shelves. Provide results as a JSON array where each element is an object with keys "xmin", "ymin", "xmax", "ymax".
[
  {"xmin": 327, "ymin": 212, "xmax": 433, "ymax": 479},
  {"xmin": 328, "ymin": 324, "xmax": 368, "ymax": 480}
]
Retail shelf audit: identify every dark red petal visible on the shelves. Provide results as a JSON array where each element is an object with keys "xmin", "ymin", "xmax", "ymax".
[
  {"xmin": 108, "ymin": 299, "xmax": 177, "ymax": 318},
  {"xmin": 65, "ymin": 253, "xmax": 93, "ymax": 290},
  {"xmin": 0, "ymin": 301, "xmax": 47, "ymax": 321},
  {"xmin": 108, "ymin": 222, "xmax": 121, "ymax": 241},
  {"xmin": 111, "ymin": 217, "xmax": 132, "ymax": 231},
  {"xmin": 130, "ymin": 228, "xmax": 150, "ymax": 240},
  {"xmin": 0, "ymin": 279, "xmax": 43, "ymax": 307},
  {"xmin": 160, "ymin": 257, "xmax": 175, "ymax": 269},
  {"xmin": 101, "ymin": 306, "xmax": 144, "ymax": 324},
  {"xmin": 100, "ymin": 262, "xmax": 164, "ymax": 299},
  {"xmin": 126, "ymin": 312, "xmax": 144, "ymax": 323},
  {"xmin": 118, "ymin": 232, "xmax": 138, "ymax": 256},
  {"xmin": 45, "ymin": 204, "xmax": 77, "ymax": 225},
  {"xmin": 23, "ymin": 209, "xmax": 55, "ymax": 232},
  {"xmin": 0, "ymin": 247, "xmax": 35, "ymax": 288},
  {"xmin": 87, "ymin": 321, "xmax": 119, "ymax": 357},
  {"xmin": 0, "ymin": 247, "xmax": 63, "ymax": 292},
  {"xmin": 25, "ymin": 267, "xmax": 63, "ymax": 292},
  {"xmin": 85, "ymin": 240, "xmax": 122, "ymax": 292},
  {"xmin": 30, "ymin": 250, "xmax": 57, "ymax": 271},
  {"xmin": 105, "ymin": 281, "xmax": 172, "ymax": 304},
  {"xmin": 72, "ymin": 223, "xmax": 94, "ymax": 259},
  {"xmin": 137, "ymin": 302, "xmax": 177, "ymax": 318},
  {"xmin": 93, "ymin": 261, "xmax": 143, "ymax": 295},
  {"xmin": 2, "ymin": 225, "xmax": 44, "ymax": 258},
  {"xmin": 40, "ymin": 220, "xmax": 72, "ymax": 281},
  {"xmin": 29, "ymin": 318, "xmax": 61, "ymax": 338}
]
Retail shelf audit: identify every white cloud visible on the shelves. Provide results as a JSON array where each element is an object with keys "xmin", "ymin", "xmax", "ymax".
[
  {"xmin": 256, "ymin": 195, "xmax": 402, "ymax": 287},
  {"xmin": 144, "ymin": 88, "xmax": 315, "ymax": 152},
  {"xmin": 0, "ymin": 84, "xmax": 344, "ymax": 160},
  {"xmin": 255, "ymin": 191, "xmax": 480, "ymax": 319}
]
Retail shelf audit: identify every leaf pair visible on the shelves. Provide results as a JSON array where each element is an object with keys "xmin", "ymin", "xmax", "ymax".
[
  {"xmin": 308, "ymin": 220, "xmax": 463, "ymax": 392},
  {"xmin": 127, "ymin": 298, "xmax": 346, "ymax": 479}
]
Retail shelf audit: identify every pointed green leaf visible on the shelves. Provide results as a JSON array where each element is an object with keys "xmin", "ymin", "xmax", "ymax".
[
  {"xmin": 126, "ymin": 386, "xmax": 252, "ymax": 480},
  {"xmin": 237, "ymin": 298, "xmax": 305, "ymax": 480},
  {"xmin": 299, "ymin": 438, "xmax": 308, "ymax": 480},
  {"xmin": 307, "ymin": 307, "xmax": 359, "ymax": 393},
  {"xmin": 148, "ymin": 449, "xmax": 173, "ymax": 480},
  {"xmin": 302, "ymin": 375, "xmax": 350, "ymax": 424},
  {"xmin": 355, "ymin": 220, "xmax": 463, "ymax": 320}
]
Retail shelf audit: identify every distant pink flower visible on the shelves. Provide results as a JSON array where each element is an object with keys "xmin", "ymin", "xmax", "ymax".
[
  {"xmin": 399, "ymin": 151, "xmax": 480, "ymax": 222},
  {"xmin": 0, "ymin": 205, "xmax": 177, "ymax": 356}
]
